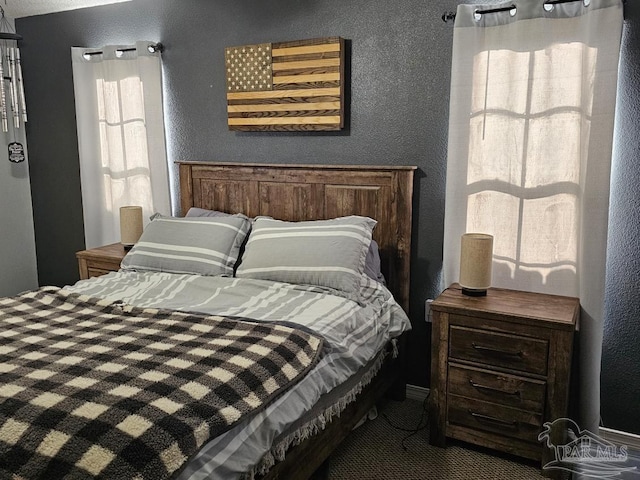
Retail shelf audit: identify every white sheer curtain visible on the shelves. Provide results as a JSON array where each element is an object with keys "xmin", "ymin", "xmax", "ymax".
[
  {"xmin": 443, "ymin": 0, "xmax": 623, "ymax": 431},
  {"xmin": 71, "ymin": 41, "xmax": 170, "ymax": 248}
]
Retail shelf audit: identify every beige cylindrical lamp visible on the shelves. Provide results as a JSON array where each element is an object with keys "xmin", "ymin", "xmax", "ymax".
[
  {"xmin": 459, "ymin": 233, "xmax": 493, "ymax": 296},
  {"xmin": 120, "ymin": 206, "xmax": 143, "ymax": 249}
]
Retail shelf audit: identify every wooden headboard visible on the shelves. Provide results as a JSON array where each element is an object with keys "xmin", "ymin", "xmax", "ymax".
[{"xmin": 178, "ymin": 162, "xmax": 416, "ymax": 313}]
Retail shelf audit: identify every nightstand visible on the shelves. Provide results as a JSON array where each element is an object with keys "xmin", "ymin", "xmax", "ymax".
[
  {"xmin": 429, "ymin": 284, "xmax": 578, "ymax": 474},
  {"xmin": 76, "ymin": 243, "xmax": 127, "ymax": 280}
]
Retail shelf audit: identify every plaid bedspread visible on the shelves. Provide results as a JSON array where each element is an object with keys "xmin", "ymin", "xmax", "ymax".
[{"xmin": 0, "ymin": 287, "xmax": 323, "ymax": 480}]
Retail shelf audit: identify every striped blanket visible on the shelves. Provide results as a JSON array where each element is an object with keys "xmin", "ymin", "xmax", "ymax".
[{"xmin": 0, "ymin": 287, "xmax": 323, "ymax": 480}]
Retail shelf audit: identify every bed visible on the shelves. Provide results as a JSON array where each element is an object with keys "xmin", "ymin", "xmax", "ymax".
[{"xmin": 0, "ymin": 162, "xmax": 416, "ymax": 480}]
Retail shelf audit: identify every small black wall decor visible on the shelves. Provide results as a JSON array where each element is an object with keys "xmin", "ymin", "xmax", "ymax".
[{"xmin": 8, "ymin": 141, "xmax": 25, "ymax": 163}]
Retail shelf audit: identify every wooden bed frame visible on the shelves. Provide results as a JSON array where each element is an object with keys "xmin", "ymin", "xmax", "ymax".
[{"xmin": 178, "ymin": 161, "xmax": 416, "ymax": 479}]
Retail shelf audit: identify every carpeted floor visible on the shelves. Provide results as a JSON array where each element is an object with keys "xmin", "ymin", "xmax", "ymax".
[{"xmin": 326, "ymin": 397, "xmax": 548, "ymax": 480}]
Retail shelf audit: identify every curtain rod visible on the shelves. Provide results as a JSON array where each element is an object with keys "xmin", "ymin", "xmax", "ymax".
[
  {"xmin": 83, "ymin": 42, "xmax": 164, "ymax": 57},
  {"xmin": 441, "ymin": 0, "xmax": 625, "ymax": 23}
]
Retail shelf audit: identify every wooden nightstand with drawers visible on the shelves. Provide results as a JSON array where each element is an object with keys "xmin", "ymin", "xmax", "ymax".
[
  {"xmin": 76, "ymin": 243, "xmax": 127, "ymax": 280},
  {"xmin": 429, "ymin": 284, "xmax": 578, "ymax": 474}
]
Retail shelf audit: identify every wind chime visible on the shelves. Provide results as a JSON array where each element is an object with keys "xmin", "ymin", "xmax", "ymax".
[{"xmin": 0, "ymin": 5, "xmax": 26, "ymax": 163}]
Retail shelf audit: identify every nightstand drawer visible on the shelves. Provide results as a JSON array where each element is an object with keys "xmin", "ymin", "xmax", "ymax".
[
  {"xmin": 448, "ymin": 364, "xmax": 546, "ymax": 413},
  {"xmin": 448, "ymin": 394, "xmax": 542, "ymax": 443},
  {"xmin": 86, "ymin": 267, "xmax": 116, "ymax": 278},
  {"xmin": 449, "ymin": 324, "xmax": 549, "ymax": 375}
]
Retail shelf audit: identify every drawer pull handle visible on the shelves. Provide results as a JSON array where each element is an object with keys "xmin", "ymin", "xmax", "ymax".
[
  {"xmin": 469, "ymin": 379, "xmax": 521, "ymax": 397},
  {"xmin": 468, "ymin": 410, "xmax": 519, "ymax": 429},
  {"xmin": 471, "ymin": 343, "xmax": 523, "ymax": 358}
]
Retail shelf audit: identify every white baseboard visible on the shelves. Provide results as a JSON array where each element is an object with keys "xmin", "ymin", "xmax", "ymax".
[
  {"xmin": 406, "ymin": 384, "xmax": 429, "ymax": 402},
  {"xmin": 599, "ymin": 427, "xmax": 640, "ymax": 451}
]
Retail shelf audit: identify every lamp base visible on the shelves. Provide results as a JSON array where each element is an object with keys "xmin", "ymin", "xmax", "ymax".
[{"xmin": 461, "ymin": 287, "xmax": 487, "ymax": 297}]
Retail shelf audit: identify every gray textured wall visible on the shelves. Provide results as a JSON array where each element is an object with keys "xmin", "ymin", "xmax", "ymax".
[
  {"xmin": 0, "ymin": 18, "xmax": 37, "ymax": 297},
  {"xmin": 602, "ymin": 0, "xmax": 640, "ymax": 435},
  {"xmin": 16, "ymin": 0, "xmax": 639, "ymax": 433},
  {"xmin": 0, "ymin": 128, "xmax": 38, "ymax": 296}
]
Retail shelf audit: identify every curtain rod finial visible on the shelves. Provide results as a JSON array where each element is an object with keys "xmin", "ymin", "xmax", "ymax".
[
  {"xmin": 148, "ymin": 42, "xmax": 164, "ymax": 54},
  {"xmin": 442, "ymin": 11, "xmax": 456, "ymax": 23}
]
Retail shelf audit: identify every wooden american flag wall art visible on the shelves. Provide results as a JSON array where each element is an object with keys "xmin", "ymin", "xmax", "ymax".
[{"xmin": 225, "ymin": 37, "xmax": 345, "ymax": 131}]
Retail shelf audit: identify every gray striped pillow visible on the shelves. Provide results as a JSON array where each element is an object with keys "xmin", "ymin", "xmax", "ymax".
[
  {"xmin": 121, "ymin": 215, "xmax": 251, "ymax": 276},
  {"xmin": 236, "ymin": 216, "xmax": 376, "ymax": 302}
]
